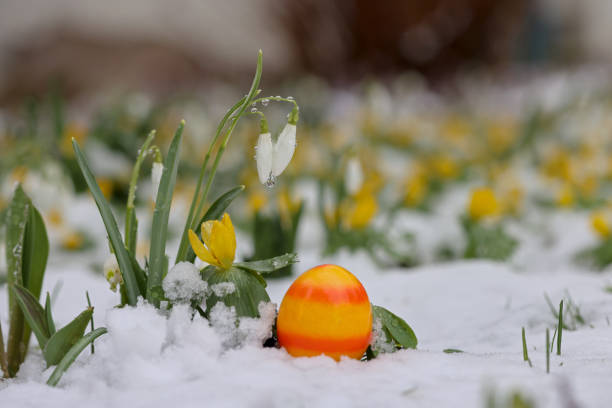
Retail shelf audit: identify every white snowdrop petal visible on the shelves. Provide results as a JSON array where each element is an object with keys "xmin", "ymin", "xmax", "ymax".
[
  {"xmin": 255, "ymin": 133, "xmax": 274, "ymax": 185},
  {"xmin": 151, "ymin": 162, "xmax": 164, "ymax": 196},
  {"xmin": 272, "ymin": 123, "xmax": 296, "ymax": 177}
]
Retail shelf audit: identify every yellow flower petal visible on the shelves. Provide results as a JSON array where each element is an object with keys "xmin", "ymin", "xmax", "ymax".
[
  {"xmin": 210, "ymin": 220, "xmax": 235, "ymax": 269},
  {"xmin": 201, "ymin": 221, "xmax": 214, "ymax": 247},
  {"xmin": 188, "ymin": 229, "xmax": 220, "ymax": 267},
  {"xmin": 221, "ymin": 213, "xmax": 235, "ymax": 242}
]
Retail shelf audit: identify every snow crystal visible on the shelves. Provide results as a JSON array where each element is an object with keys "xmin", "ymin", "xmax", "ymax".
[
  {"xmin": 370, "ymin": 317, "xmax": 395, "ymax": 354},
  {"xmin": 162, "ymin": 262, "xmax": 208, "ymax": 303},
  {"xmin": 209, "ymin": 301, "xmax": 276, "ymax": 349},
  {"xmin": 210, "ymin": 282, "xmax": 236, "ymax": 297}
]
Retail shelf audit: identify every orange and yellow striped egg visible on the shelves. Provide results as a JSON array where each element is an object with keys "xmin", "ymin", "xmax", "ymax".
[{"xmin": 277, "ymin": 264, "xmax": 372, "ymax": 361}]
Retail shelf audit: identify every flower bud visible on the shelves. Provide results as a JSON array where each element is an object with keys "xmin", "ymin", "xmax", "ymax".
[
  {"xmin": 103, "ymin": 255, "xmax": 123, "ymax": 292},
  {"xmin": 151, "ymin": 162, "xmax": 164, "ymax": 197},
  {"xmin": 255, "ymin": 133, "xmax": 274, "ymax": 186},
  {"xmin": 272, "ymin": 123, "xmax": 297, "ymax": 178}
]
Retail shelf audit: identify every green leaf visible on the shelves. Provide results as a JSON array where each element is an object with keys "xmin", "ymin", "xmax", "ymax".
[
  {"xmin": 147, "ymin": 121, "xmax": 184, "ymax": 306},
  {"xmin": 20, "ymin": 203, "xmax": 49, "ymax": 354},
  {"xmin": 443, "ymin": 348, "xmax": 464, "ymax": 354},
  {"xmin": 11, "ymin": 284, "xmax": 50, "ymax": 347},
  {"xmin": 463, "ymin": 218, "xmax": 518, "ymax": 261},
  {"xmin": 22, "ymin": 204, "xmax": 48, "ymax": 300},
  {"xmin": 43, "ymin": 308, "xmax": 93, "ymax": 366},
  {"xmin": 72, "ymin": 140, "xmax": 140, "ymax": 305},
  {"xmin": 0, "ymin": 320, "xmax": 7, "ymax": 377},
  {"xmin": 201, "ymin": 266, "xmax": 270, "ymax": 319},
  {"xmin": 46, "ymin": 327, "xmax": 107, "ymax": 387},
  {"xmin": 185, "ymin": 185, "xmax": 244, "ymax": 263},
  {"xmin": 372, "ymin": 305, "xmax": 418, "ymax": 350},
  {"xmin": 45, "ymin": 292, "xmax": 56, "ymax": 335},
  {"xmin": 6, "ymin": 185, "xmax": 31, "ymax": 376},
  {"xmin": 234, "ymin": 253, "xmax": 298, "ymax": 274}
]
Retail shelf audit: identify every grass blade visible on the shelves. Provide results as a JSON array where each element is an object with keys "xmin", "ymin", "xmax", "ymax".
[
  {"xmin": 6, "ymin": 185, "xmax": 30, "ymax": 376},
  {"xmin": 86, "ymin": 292, "xmax": 95, "ymax": 354},
  {"xmin": 46, "ymin": 327, "xmax": 107, "ymax": 387},
  {"xmin": 72, "ymin": 139, "xmax": 140, "ymax": 305},
  {"xmin": 11, "ymin": 284, "xmax": 50, "ymax": 348},
  {"xmin": 521, "ymin": 327, "xmax": 532, "ymax": 367},
  {"xmin": 43, "ymin": 308, "xmax": 93, "ymax": 366},
  {"xmin": 546, "ymin": 328, "xmax": 550, "ymax": 374},
  {"xmin": 557, "ymin": 300, "xmax": 563, "ymax": 355},
  {"xmin": 147, "ymin": 121, "xmax": 184, "ymax": 306}
]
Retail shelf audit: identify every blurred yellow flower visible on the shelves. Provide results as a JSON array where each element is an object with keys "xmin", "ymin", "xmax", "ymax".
[
  {"xmin": 429, "ymin": 155, "xmax": 459, "ymax": 180},
  {"xmin": 468, "ymin": 188, "xmax": 500, "ymax": 221},
  {"xmin": 278, "ymin": 188, "xmax": 301, "ymax": 227},
  {"xmin": 341, "ymin": 190, "xmax": 378, "ymax": 230},
  {"xmin": 62, "ymin": 230, "xmax": 84, "ymax": 250},
  {"xmin": 189, "ymin": 213, "xmax": 236, "ymax": 270},
  {"xmin": 404, "ymin": 174, "xmax": 427, "ymax": 207},
  {"xmin": 247, "ymin": 190, "xmax": 268, "ymax": 213},
  {"xmin": 97, "ymin": 177, "xmax": 115, "ymax": 199},
  {"xmin": 61, "ymin": 124, "xmax": 87, "ymax": 157},
  {"xmin": 591, "ymin": 213, "xmax": 610, "ymax": 239},
  {"xmin": 557, "ymin": 184, "xmax": 574, "ymax": 208}
]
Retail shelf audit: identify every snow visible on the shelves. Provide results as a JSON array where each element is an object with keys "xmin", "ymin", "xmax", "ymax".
[
  {"xmin": 2, "ymin": 182, "xmax": 612, "ymax": 407},
  {"xmin": 163, "ymin": 262, "xmax": 208, "ymax": 303}
]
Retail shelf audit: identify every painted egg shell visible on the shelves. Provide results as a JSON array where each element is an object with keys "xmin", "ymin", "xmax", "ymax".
[{"xmin": 277, "ymin": 264, "xmax": 372, "ymax": 361}]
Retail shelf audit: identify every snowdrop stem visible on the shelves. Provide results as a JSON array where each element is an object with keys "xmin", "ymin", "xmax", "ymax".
[
  {"xmin": 125, "ymin": 130, "xmax": 156, "ymax": 252},
  {"xmin": 176, "ymin": 50, "xmax": 263, "ymax": 263}
]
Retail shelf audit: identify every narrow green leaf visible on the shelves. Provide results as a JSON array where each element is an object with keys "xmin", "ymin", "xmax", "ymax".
[
  {"xmin": 86, "ymin": 292, "xmax": 95, "ymax": 354},
  {"xmin": 184, "ymin": 185, "xmax": 245, "ymax": 263},
  {"xmin": 22, "ymin": 204, "xmax": 48, "ymax": 300},
  {"xmin": 234, "ymin": 253, "xmax": 298, "ymax": 274},
  {"xmin": 546, "ymin": 328, "xmax": 550, "ymax": 374},
  {"xmin": 147, "ymin": 121, "xmax": 184, "ymax": 306},
  {"xmin": 557, "ymin": 300, "xmax": 563, "ymax": 355},
  {"xmin": 372, "ymin": 305, "xmax": 418, "ymax": 349},
  {"xmin": 20, "ymin": 204, "xmax": 49, "ymax": 357},
  {"xmin": 11, "ymin": 284, "xmax": 49, "ymax": 347},
  {"xmin": 45, "ymin": 292, "xmax": 56, "ymax": 335},
  {"xmin": 46, "ymin": 327, "xmax": 107, "ymax": 387},
  {"xmin": 72, "ymin": 140, "xmax": 140, "ymax": 305},
  {"xmin": 43, "ymin": 308, "xmax": 93, "ymax": 366},
  {"xmin": 443, "ymin": 348, "xmax": 464, "ymax": 354},
  {"xmin": 6, "ymin": 185, "xmax": 31, "ymax": 376}
]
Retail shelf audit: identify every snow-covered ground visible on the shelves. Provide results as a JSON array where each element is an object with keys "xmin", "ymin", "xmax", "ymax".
[{"xmin": 1, "ymin": 191, "xmax": 612, "ymax": 408}]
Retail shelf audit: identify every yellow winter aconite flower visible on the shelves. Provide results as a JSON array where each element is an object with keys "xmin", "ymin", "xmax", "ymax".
[
  {"xmin": 591, "ymin": 213, "xmax": 611, "ymax": 239},
  {"xmin": 247, "ymin": 190, "xmax": 268, "ymax": 213},
  {"xmin": 189, "ymin": 213, "xmax": 236, "ymax": 270},
  {"xmin": 62, "ymin": 230, "xmax": 84, "ymax": 250},
  {"xmin": 468, "ymin": 188, "xmax": 500, "ymax": 221},
  {"xmin": 404, "ymin": 173, "xmax": 427, "ymax": 207},
  {"xmin": 341, "ymin": 190, "xmax": 378, "ymax": 230},
  {"xmin": 557, "ymin": 184, "xmax": 574, "ymax": 208}
]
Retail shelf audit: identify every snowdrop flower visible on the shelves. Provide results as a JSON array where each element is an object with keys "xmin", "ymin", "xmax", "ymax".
[
  {"xmin": 345, "ymin": 157, "xmax": 364, "ymax": 195},
  {"xmin": 255, "ymin": 107, "xmax": 299, "ymax": 187},
  {"xmin": 151, "ymin": 161, "xmax": 164, "ymax": 197},
  {"xmin": 188, "ymin": 213, "xmax": 236, "ymax": 270},
  {"xmin": 103, "ymin": 255, "xmax": 123, "ymax": 292}
]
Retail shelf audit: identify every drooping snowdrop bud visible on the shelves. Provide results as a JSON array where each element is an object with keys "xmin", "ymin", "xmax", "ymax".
[
  {"xmin": 151, "ymin": 161, "xmax": 164, "ymax": 197},
  {"xmin": 345, "ymin": 157, "xmax": 364, "ymax": 195},
  {"xmin": 272, "ymin": 122, "xmax": 297, "ymax": 178},
  {"xmin": 256, "ymin": 132, "xmax": 274, "ymax": 186},
  {"xmin": 103, "ymin": 255, "xmax": 123, "ymax": 292}
]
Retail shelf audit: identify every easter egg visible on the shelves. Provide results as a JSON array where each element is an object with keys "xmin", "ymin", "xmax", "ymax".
[{"xmin": 277, "ymin": 264, "xmax": 372, "ymax": 360}]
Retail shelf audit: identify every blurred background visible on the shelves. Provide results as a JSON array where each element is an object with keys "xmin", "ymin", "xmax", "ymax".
[{"xmin": 0, "ymin": 0, "xmax": 611, "ymax": 105}]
